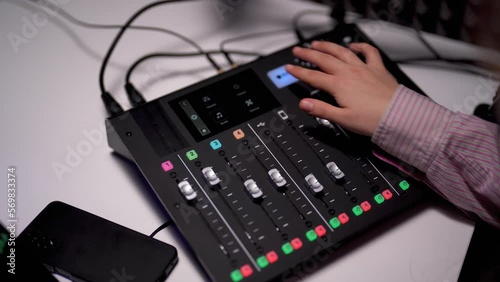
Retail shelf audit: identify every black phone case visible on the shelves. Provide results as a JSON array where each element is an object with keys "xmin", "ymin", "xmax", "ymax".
[{"xmin": 17, "ymin": 201, "xmax": 178, "ymax": 282}]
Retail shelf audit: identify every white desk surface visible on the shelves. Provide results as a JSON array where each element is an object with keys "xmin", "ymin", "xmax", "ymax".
[{"xmin": 1, "ymin": 0, "xmax": 499, "ymax": 281}]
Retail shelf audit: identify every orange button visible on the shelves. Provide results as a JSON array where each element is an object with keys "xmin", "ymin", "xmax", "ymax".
[{"xmin": 233, "ymin": 129, "xmax": 245, "ymax": 139}]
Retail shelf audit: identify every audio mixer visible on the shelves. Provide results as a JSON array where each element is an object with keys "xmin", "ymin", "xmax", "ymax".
[{"xmin": 106, "ymin": 24, "xmax": 427, "ymax": 282}]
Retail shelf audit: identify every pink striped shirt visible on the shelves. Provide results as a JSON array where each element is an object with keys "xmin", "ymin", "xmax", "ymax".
[{"xmin": 372, "ymin": 85, "xmax": 500, "ymax": 228}]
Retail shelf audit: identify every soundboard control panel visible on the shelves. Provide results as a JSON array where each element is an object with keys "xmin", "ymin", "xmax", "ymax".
[{"xmin": 106, "ymin": 24, "xmax": 426, "ymax": 282}]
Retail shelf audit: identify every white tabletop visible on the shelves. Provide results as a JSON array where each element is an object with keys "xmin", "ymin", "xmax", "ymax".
[{"xmin": 2, "ymin": 0, "xmax": 499, "ymax": 281}]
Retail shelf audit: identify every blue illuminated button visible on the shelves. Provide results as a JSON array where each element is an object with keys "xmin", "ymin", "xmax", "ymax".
[
  {"xmin": 210, "ymin": 139, "xmax": 222, "ymax": 150},
  {"xmin": 267, "ymin": 65, "xmax": 299, "ymax": 89}
]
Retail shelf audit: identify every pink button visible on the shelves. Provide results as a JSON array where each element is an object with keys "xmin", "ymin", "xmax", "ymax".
[
  {"xmin": 361, "ymin": 201, "xmax": 372, "ymax": 212},
  {"xmin": 291, "ymin": 238, "xmax": 303, "ymax": 250},
  {"xmin": 382, "ymin": 189, "xmax": 393, "ymax": 200},
  {"xmin": 338, "ymin": 213, "xmax": 349, "ymax": 224},
  {"xmin": 240, "ymin": 264, "xmax": 253, "ymax": 277},
  {"xmin": 266, "ymin": 251, "xmax": 279, "ymax": 264},
  {"xmin": 314, "ymin": 225, "xmax": 327, "ymax": 237},
  {"xmin": 161, "ymin": 161, "xmax": 174, "ymax": 172}
]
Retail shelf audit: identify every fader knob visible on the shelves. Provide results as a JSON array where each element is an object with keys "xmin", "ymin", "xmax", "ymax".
[
  {"xmin": 305, "ymin": 174, "xmax": 323, "ymax": 194},
  {"xmin": 178, "ymin": 180, "xmax": 197, "ymax": 201},
  {"xmin": 316, "ymin": 117, "xmax": 334, "ymax": 129},
  {"xmin": 268, "ymin": 168, "xmax": 287, "ymax": 187},
  {"xmin": 326, "ymin": 162, "xmax": 345, "ymax": 180},
  {"xmin": 244, "ymin": 179, "xmax": 263, "ymax": 199},
  {"xmin": 202, "ymin": 167, "xmax": 220, "ymax": 186}
]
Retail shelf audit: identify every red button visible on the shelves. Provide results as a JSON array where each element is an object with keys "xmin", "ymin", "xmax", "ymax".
[
  {"xmin": 361, "ymin": 201, "xmax": 372, "ymax": 212},
  {"xmin": 291, "ymin": 238, "xmax": 303, "ymax": 250},
  {"xmin": 266, "ymin": 251, "xmax": 278, "ymax": 264},
  {"xmin": 314, "ymin": 225, "xmax": 327, "ymax": 237},
  {"xmin": 382, "ymin": 189, "xmax": 393, "ymax": 200},
  {"xmin": 240, "ymin": 264, "xmax": 253, "ymax": 277},
  {"xmin": 338, "ymin": 213, "xmax": 349, "ymax": 224}
]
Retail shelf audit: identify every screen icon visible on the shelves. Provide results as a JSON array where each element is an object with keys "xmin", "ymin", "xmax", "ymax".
[
  {"xmin": 244, "ymin": 99, "xmax": 254, "ymax": 107},
  {"xmin": 277, "ymin": 110, "xmax": 288, "ymax": 120},
  {"xmin": 210, "ymin": 110, "xmax": 228, "ymax": 123},
  {"xmin": 200, "ymin": 128, "xmax": 210, "ymax": 135}
]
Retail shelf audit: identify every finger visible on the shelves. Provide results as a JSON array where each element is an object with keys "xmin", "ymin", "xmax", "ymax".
[
  {"xmin": 299, "ymin": 98, "xmax": 346, "ymax": 125},
  {"xmin": 285, "ymin": 64, "xmax": 336, "ymax": 93},
  {"xmin": 292, "ymin": 46, "xmax": 343, "ymax": 75},
  {"xmin": 349, "ymin": 43, "xmax": 384, "ymax": 68},
  {"xmin": 311, "ymin": 41, "xmax": 363, "ymax": 65}
]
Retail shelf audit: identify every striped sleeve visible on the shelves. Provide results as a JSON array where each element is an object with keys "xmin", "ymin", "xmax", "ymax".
[{"xmin": 372, "ymin": 85, "xmax": 500, "ymax": 227}]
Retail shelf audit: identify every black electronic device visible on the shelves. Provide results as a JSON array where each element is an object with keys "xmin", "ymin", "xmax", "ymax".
[
  {"xmin": 16, "ymin": 201, "xmax": 178, "ymax": 282},
  {"xmin": 106, "ymin": 24, "xmax": 427, "ymax": 282}
]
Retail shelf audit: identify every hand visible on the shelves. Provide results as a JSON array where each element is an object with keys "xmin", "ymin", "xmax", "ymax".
[{"xmin": 285, "ymin": 41, "xmax": 399, "ymax": 136}]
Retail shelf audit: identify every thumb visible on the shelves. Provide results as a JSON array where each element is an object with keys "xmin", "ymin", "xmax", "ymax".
[{"xmin": 299, "ymin": 98, "xmax": 346, "ymax": 125}]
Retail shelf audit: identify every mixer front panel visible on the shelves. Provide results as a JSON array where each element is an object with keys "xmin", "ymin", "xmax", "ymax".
[{"xmin": 107, "ymin": 24, "xmax": 426, "ymax": 282}]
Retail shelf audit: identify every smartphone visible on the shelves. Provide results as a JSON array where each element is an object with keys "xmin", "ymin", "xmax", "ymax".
[{"xmin": 17, "ymin": 201, "xmax": 178, "ymax": 282}]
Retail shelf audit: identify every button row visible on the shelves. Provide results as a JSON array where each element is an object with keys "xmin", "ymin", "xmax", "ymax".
[
  {"xmin": 352, "ymin": 201, "xmax": 372, "ymax": 216},
  {"xmin": 256, "ymin": 250, "xmax": 279, "ymax": 268},
  {"xmin": 374, "ymin": 189, "xmax": 393, "ymax": 204},
  {"xmin": 230, "ymin": 264, "xmax": 252, "ymax": 282},
  {"xmin": 329, "ymin": 213, "xmax": 349, "ymax": 229},
  {"xmin": 230, "ymin": 225, "xmax": 328, "ymax": 280}
]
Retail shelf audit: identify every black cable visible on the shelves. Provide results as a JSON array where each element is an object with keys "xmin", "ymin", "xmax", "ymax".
[
  {"xmin": 98, "ymin": 0, "xmax": 203, "ymax": 115},
  {"xmin": 413, "ymin": 28, "xmax": 442, "ymax": 61},
  {"xmin": 23, "ymin": 0, "xmax": 222, "ymax": 112},
  {"xmin": 23, "ymin": 0, "xmax": 220, "ymax": 72},
  {"xmin": 219, "ymin": 29, "xmax": 292, "ymax": 66},
  {"xmin": 126, "ymin": 49, "xmax": 263, "ymax": 84},
  {"xmin": 150, "ymin": 219, "xmax": 174, "ymax": 238},
  {"xmin": 99, "ymin": 0, "xmax": 183, "ymax": 93}
]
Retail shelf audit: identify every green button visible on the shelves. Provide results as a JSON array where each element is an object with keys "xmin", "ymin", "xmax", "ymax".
[
  {"xmin": 306, "ymin": 230, "xmax": 318, "ymax": 242},
  {"xmin": 256, "ymin": 256, "xmax": 269, "ymax": 268},
  {"xmin": 399, "ymin": 180, "xmax": 410, "ymax": 191},
  {"xmin": 329, "ymin": 217, "xmax": 341, "ymax": 229},
  {"xmin": 186, "ymin": 150, "xmax": 198, "ymax": 161},
  {"xmin": 230, "ymin": 270, "xmax": 243, "ymax": 282},
  {"xmin": 374, "ymin": 193, "xmax": 385, "ymax": 204},
  {"xmin": 352, "ymin": 205, "xmax": 363, "ymax": 216},
  {"xmin": 282, "ymin": 242, "xmax": 293, "ymax": 255}
]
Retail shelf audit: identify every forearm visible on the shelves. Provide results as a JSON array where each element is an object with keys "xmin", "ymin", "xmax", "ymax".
[{"xmin": 372, "ymin": 85, "xmax": 500, "ymax": 227}]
